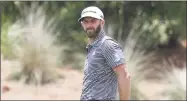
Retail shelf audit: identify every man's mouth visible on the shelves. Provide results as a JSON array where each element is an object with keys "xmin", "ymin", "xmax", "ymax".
[
  {"xmin": 87, "ymin": 29, "xmax": 93, "ymax": 31},
  {"xmin": 86, "ymin": 29, "xmax": 94, "ymax": 33}
]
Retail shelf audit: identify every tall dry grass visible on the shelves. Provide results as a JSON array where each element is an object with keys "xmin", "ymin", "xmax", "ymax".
[
  {"xmin": 2, "ymin": 3, "xmax": 185, "ymax": 100},
  {"xmin": 122, "ymin": 28, "xmax": 155, "ymax": 100},
  {"xmin": 118, "ymin": 16, "xmax": 186, "ymax": 100},
  {"xmin": 6, "ymin": 3, "xmax": 64, "ymax": 85},
  {"xmin": 158, "ymin": 64, "xmax": 186, "ymax": 100},
  {"xmin": 123, "ymin": 35, "xmax": 186, "ymax": 100}
]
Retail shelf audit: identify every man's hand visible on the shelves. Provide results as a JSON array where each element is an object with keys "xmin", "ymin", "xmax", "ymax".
[{"xmin": 113, "ymin": 64, "xmax": 131, "ymax": 100}]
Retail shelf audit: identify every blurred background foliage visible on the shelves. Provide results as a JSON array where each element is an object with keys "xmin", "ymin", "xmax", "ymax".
[
  {"xmin": 1, "ymin": 0, "xmax": 186, "ymax": 81},
  {"xmin": 1, "ymin": 1, "xmax": 186, "ymax": 53},
  {"xmin": 0, "ymin": 1, "xmax": 186, "ymax": 100},
  {"xmin": 1, "ymin": 0, "xmax": 186, "ymax": 79}
]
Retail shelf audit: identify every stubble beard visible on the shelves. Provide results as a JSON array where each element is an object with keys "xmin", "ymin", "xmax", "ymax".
[{"xmin": 86, "ymin": 24, "xmax": 101, "ymax": 39}]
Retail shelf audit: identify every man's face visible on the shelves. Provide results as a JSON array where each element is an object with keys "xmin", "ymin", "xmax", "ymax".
[{"xmin": 81, "ymin": 17, "xmax": 104, "ymax": 38}]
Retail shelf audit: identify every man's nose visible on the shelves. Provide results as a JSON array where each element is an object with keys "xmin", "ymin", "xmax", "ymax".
[{"xmin": 86, "ymin": 22, "xmax": 93, "ymax": 28}]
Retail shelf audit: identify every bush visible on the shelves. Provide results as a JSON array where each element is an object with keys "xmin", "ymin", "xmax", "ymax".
[
  {"xmin": 159, "ymin": 66, "xmax": 186, "ymax": 100},
  {"xmin": 1, "ymin": 21, "xmax": 15, "ymax": 59},
  {"xmin": 7, "ymin": 4, "xmax": 64, "ymax": 85}
]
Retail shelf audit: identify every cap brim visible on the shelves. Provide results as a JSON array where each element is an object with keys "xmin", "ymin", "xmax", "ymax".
[{"xmin": 78, "ymin": 12, "xmax": 103, "ymax": 22}]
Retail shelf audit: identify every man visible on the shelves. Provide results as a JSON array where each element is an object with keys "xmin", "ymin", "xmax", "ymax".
[{"xmin": 78, "ymin": 6, "xmax": 131, "ymax": 100}]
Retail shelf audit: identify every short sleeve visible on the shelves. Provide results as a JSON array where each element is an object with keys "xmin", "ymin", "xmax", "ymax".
[{"xmin": 101, "ymin": 40, "xmax": 125, "ymax": 69}]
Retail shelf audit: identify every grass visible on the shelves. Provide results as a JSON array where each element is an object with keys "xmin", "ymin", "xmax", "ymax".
[
  {"xmin": 116, "ymin": 28, "xmax": 156, "ymax": 100},
  {"xmin": 6, "ymin": 3, "xmax": 64, "ymax": 85},
  {"xmin": 120, "ymin": 21, "xmax": 186, "ymax": 100},
  {"xmin": 2, "ymin": 3, "xmax": 186, "ymax": 99},
  {"xmin": 158, "ymin": 64, "xmax": 186, "ymax": 100},
  {"xmin": 1, "ymin": 21, "xmax": 15, "ymax": 60}
]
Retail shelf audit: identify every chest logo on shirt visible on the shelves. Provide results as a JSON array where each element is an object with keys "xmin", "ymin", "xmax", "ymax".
[{"xmin": 92, "ymin": 50, "xmax": 96, "ymax": 56}]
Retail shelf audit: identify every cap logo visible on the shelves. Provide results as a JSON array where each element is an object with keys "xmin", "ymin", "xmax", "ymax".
[{"xmin": 82, "ymin": 10, "xmax": 97, "ymax": 14}]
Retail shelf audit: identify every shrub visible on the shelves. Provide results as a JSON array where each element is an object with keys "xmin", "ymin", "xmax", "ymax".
[{"xmin": 7, "ymin": 4, "xmax": 64, "ymax": 85}]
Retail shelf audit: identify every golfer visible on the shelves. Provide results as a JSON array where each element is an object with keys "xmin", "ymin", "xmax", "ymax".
[{"xmin": 78, "ymin": 6, "xmax": 131, "ymax": 100}]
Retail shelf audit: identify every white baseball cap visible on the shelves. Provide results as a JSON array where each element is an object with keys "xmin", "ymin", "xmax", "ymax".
[{"xmin": 78, "ymin": 6, "xmax": 104, "ymax": 22}]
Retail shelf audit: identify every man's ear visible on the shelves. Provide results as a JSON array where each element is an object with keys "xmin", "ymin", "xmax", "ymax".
[
  {"xmin": 80, "ymin": 22, "xmax": 84, "ymax": 28},
  {"xmin": 101, "ymin": 20, "xmax": 105, "ymax": 26}
]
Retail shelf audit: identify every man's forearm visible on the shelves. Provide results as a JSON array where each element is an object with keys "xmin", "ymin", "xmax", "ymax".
[{"xmin": 117, "ymin": 74, "xmax": 131, "ymax": 100}]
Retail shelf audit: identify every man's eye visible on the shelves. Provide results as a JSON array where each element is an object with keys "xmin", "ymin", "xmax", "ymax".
[
  {"xmin": 82, "ymin": 21, "xmax": 88, "ymax": 23},
  {"xmin": 91, "ymin": 20, "xmax": 96, "ymax": 23}
]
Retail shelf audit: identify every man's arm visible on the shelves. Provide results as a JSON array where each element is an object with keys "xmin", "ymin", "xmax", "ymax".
[
  {"xmin": 101, "ymin": 39, "xmax": 131, "ymax": 100},
  {"xmin": 113, "ymin": 64, "xmax": 131, "ymax": 100}
]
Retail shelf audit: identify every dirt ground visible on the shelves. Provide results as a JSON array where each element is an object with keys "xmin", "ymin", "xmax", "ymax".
[
  {"xmin": 1, "ymin": 58, "xmax": 170, "ymax": 100},
  {"xmin": 1, "ymin": 59, "xmax": 83, "ymax": 100}
]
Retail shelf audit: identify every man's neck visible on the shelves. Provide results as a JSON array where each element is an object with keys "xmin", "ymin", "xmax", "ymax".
[
  {"xmin": 88, "ymin": 37, "xmax": 95, "ymax": 45},
  {"xmin": 88, "ymin": 30, "xmax": 101, "ymax": 45}
]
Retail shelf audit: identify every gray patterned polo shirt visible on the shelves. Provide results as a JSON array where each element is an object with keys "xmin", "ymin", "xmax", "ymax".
[{"xmin": 80, "ymin": 30, "xmax": 125, "ymax": 100}]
